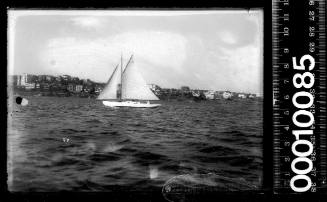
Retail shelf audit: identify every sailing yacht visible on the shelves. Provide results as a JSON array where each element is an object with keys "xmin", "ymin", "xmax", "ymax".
[{"xmin": 97, "ymin": 55, "xmax": 161, "ymax": 108}]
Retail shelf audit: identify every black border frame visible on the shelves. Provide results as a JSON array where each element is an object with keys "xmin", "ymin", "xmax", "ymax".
[{"xmin": 2, "ymin": 0, "xmax": 275, "ymax": 201}]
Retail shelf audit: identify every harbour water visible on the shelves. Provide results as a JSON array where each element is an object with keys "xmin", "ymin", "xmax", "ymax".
[{"xmin": 7, "ymin": 96, "xmax": 263, "ymax": 192}]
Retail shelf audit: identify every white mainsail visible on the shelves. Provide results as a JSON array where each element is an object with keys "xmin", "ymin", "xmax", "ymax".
[
  {"xmin": 98, "ymin": 55, "xmax": 159, "ymax": 102},
  {"xmin": 97, "ymin": 64, "xmax": 121, "ymax": 100},
  {"xmin": 121, "ymin": 56, "xmax": 159, "ymax": 101}
]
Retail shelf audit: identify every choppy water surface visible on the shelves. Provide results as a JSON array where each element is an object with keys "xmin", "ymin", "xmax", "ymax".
[{"xmin": 8, "ymin": 96, "xmax": 263, "ymax": 192}]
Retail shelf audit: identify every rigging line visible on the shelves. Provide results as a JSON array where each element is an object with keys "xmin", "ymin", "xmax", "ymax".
[{"xmin": 123, "ymin": 54, "xmax": 134, "ymax": 74}]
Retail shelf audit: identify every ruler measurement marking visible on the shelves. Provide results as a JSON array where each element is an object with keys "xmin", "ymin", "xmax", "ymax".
[{"xmin": 272, "ymin": 0, "xmax": 326, "ymax": 193}]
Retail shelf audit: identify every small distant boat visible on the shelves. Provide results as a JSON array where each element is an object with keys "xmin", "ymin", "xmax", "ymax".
[
  {"xmin": 192, "ymin": 91, "xmax": 200, "ymax": 97},
  {"xmin": 222, "ymin": 91, "xmax": 232, "ymax": 100},
  {"xmin": 192, "ymin": 91, "xmax": 206, "ymax": 101},
  {"xmin": 204, "ymin": 91, "xmax": 215, "ymax": 100},
  {"xmin": 97, "ymin": 54, "xmax": 161, "ymax": 108}
]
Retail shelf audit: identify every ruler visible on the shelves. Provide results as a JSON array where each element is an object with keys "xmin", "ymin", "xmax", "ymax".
[{"xmin": 272, "ymin": 0, "xmax": 326, "ymax": 193}]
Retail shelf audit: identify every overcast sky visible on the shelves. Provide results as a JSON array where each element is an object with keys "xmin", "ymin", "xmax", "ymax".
[{"xmin": 8, "ymin": 10, "xmax": 263, "ymax": 94}]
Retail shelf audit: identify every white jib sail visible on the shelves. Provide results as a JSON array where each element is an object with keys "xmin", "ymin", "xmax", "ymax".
[
  {"xmin": 121, "ymin": 57, "xmax": 159, "ymax": 101},
  {"xmin": 97, "ymin": 64, "xmax": 121, "ymax": 100}
]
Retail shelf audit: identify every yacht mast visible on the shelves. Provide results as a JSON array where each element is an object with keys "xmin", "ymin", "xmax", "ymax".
[{"xmin": 120, "ymin": 53, "xmax": 123, "ymax": 100}]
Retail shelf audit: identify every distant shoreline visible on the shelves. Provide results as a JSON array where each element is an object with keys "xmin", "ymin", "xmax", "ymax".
[{"xmin": 11, "ymin": 88, "xmax": 263, "ymax": 102}]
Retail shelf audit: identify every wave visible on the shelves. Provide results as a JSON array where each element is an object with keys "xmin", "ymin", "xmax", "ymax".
[
  {"xmin": 199, "ymin": 145, "xmax": 239, "ymax": 155},
  {"xmin": 51, "ymin": 156, "xmax": 80, "ymax": 167},
  {"xmin": 193, "ymin": 154, "xmax": 256, "ymax": 166},
  {"xmin": 133, "ymin": 151, "xmax": 170, "ymax": 166},
  {"xmin": 119, "ymin": 147, "xmax": 138, "ymax": 154},
  {"xmin": 102, "ymin": 143, "xmax": 124, "ymax": 153},
  {"xmin": 60, "ymin": 128, "xmax": 88, "ymax": 134},
  {"xmin": 84, "ymin": 119, "xmax": 102, "ymax": 124},
  {"xmin": 88, "ymin": 153, "xmax": 121, "ymax": 162},
  {"xmin": 98, "ymin": 131, "xmax": 116, "ymax": 135}
]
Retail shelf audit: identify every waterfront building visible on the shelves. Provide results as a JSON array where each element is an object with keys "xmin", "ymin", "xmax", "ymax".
[
  {"xmin": 83, "ymin": 85, "xmax": 91, "ymax": 92},
  {"xmin": 24, "ymin": 83, "xmax": 35, "ymax": 90},
  {"xmin": 55, "ymin": 76, "xmax": 62, "ymax": 82},
  {"xmin": 82, "ymin": 79, "xmax": 87, "ymax": 83},
  {"xmin": 38, "ymin": 75, "xmax": 46, "ymax": 82},
  {"xmin": 72, "ymin": 77, "xmax": 80, "ymax": 83},
  {"xmin": 67, "ymin": 83, "xmax": 84, "ymax": 93},
  {"xmin": 171, "ymin": 88, "xmax": 178, "ymax": 94},
  {"xmin": 238, "ymin": 94, "xmax": 246, "ymax": 99},
  {"xmin": 16, "ymin": 74, "xmax": 34, "ymax": 88},
  {"xmin": 40, "ymin": 83, "xmax": 50, "ymax": 90},
  {"xmin": 50, "ymin": 84, "xmax": 60, "ymax": 90},
  {"xmin": 75, "ymin": 84, "xmax": 83, "ymax": 92},
  {"xmin": 16, "ymin": 75, "xmax": 22, "ymax": 86},
  {"xmin": 60, "ymin": 84, "xmax": 68, "ymax": 91},
  {"xmin": 255, "ymin": 93, "xmax": 263, "ymax": 97},
  {"xmin": 45, "ymin": 75, "xmax": 53, "ymax": 82},
  {"xmin": 31, "ymin": 75, "xmax": 38, "ymax": 83},
  {"xmin": 67, "ymin": 84, "xmax": 74, "ymax": 92},
  {"xmin": 17, "ymin": 75, "xmax": 25, "ymax": 87}
]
